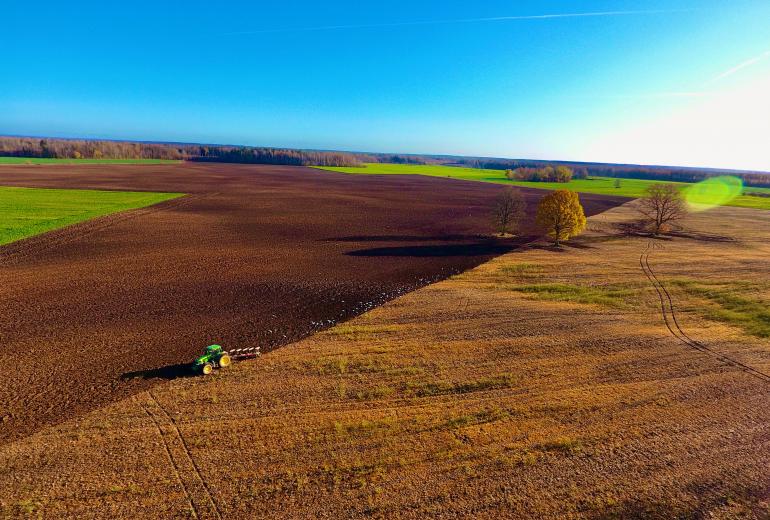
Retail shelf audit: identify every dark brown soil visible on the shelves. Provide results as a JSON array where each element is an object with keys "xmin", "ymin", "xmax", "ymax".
[{"xmin": 0, "ymin": 163, "xmax": 626, "ymax": 444}]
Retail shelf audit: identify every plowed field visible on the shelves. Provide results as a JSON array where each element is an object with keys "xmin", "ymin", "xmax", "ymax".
[{"xmin": 0, "ymin": 163, "xmax": 624, "ymax": 444}]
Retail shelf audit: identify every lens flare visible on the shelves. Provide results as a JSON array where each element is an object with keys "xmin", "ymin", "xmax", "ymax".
[{"xmin": 684, "ymin": 176, "xmax": 743, "ymax": 211}]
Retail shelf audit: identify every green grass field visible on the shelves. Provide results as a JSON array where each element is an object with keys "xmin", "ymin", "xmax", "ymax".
[
  {"xmin": 0, "ymin": 157, "xmax": 181, "ymax": 165},
  {"xmin": 0, "ymin": 187, "xmax": 183, "ymax": 245},
  {"xmin": 317, "ymin": 163, "xmax": 770, "ymax": 210}
]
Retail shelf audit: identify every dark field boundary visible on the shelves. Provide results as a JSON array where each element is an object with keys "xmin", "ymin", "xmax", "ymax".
[{"xmin": 0, "ymin": 163, "xmax": 626, "ymax": 444}]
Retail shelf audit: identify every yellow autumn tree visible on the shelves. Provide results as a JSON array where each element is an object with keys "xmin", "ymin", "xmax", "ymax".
[{"xmin": 535, "ymin": 190, "xmax": 587, "ymax": 246}]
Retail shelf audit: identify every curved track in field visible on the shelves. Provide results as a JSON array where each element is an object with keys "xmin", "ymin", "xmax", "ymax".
[
  {"xmin": 0, "ymin": 163, "xmax": 626, "ymax": 444},
  {"xmin": 640, "ymin": 241, "xmax": 770, "ymax": 383}
]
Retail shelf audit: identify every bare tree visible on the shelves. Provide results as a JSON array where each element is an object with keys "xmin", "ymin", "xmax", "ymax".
[
  {"xmin": 493, "ymin": 188, "xmax": 526, "ymax": 236},
  {"xmin": 637, "ymin": 184, "xmax": 688, "ymax": 235}
]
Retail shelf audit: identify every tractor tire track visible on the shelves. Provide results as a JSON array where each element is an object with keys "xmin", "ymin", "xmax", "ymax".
[
  {"xmin": 136, "ymin": 394, "xmax": 200, "ymax": 520},
  {"xmin": 149, "ymin": 392, "xmax": 225, "ymax": 520},
  {"xmin": 640, "ymin": 241, "xmax": 770, "ymax": 383},
  {"xmin": 139, "ymin": 393, "xmax": 223, "ymax": 519}
]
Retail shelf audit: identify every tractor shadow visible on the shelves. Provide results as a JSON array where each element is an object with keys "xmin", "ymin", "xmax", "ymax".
[{"xmin": 121, "ymin": 363, "xmax": 197, "ymax": 381}]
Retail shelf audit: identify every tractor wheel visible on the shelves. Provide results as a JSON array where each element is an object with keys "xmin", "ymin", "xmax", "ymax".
[
  {"xmin": 218, "ymin": 354, "xmax": 232, "ymax": 368},
  {"xmin": 201, "ymin": 363, "xmax": 214, "ymax": 375}
]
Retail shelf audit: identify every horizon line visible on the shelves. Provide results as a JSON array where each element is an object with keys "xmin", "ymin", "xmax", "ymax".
[{"xmin": 1, "ymin": 132, "xmax": 768, "ymax": 175}]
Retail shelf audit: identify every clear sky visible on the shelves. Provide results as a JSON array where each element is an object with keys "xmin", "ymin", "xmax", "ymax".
[{"xmin": 2, "ymin": 1, "xmax": 769, "ymax": 171}]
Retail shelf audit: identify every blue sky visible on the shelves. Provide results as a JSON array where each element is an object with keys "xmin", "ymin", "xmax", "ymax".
[{"xmin": 2, "ymin": 1, "xmax": 769, "ymax": 170}]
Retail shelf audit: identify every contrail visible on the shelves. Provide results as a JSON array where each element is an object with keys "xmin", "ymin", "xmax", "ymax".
[
  {"xmin": 609, "ymin": 92, "xmax": 710, "ymax": 100},
  {"xmin": 704, "ymin": 49, "xmax": 770, "ymax": 86},
  {"xmin": 224, "ymin": 9, "xmax": 694, "ymax": 36}
]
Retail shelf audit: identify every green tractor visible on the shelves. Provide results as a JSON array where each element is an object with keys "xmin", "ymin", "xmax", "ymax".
[{"xmin": 193, "ymin": 344, "xmax": 232, "ymax": 375}]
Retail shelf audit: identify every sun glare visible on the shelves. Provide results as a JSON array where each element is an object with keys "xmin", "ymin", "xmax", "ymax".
[
  {"xmin": 589, "ymin": 72, "xmax": 770, "ymax": 171},
  {"xmin": 684, "ymin": 175, "xmax": 744, "ymax": 211}
]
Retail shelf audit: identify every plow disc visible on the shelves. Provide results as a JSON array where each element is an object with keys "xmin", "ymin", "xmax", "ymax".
[{"xmin": 227, "ymin": 346, "xmax": 261, "ymax": 360}]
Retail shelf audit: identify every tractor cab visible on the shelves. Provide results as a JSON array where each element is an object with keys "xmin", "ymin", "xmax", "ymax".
[{"xmin": 205, "ymin": 344, "xmax": 223, "ymax": 357}]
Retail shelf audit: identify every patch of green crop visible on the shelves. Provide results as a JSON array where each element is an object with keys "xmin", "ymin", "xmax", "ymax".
[
  {"xmin": 333, "ymin": 417, "xmax": 397, "ymax": 437},
  {"xmin": 315, "ymin": 164, "xmax": 770, "ymax": 210},
  {"xmin": 325, "ymin": 324, "xmax": 403, "ymax": 336},
  {"xmin": 499, "ymin": 262, "xmax": 542, "ymax": 276},
  {"xmin": 669, "ymin": 280, "xmax": 770, "ymax": 338},
  {"xmin": 509, "ymin": 283, "xmax": 637, "ymax": 308},
  {"xmin": 0, "ymin": 186, "xmax": 183, "ymax": 245},
  {"xmin": 0, "ymin": 157, "xmax": 181, "ymax": 165}
]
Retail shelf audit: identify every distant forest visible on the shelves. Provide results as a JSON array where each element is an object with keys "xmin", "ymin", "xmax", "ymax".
[
  {"xmin": 449, "ymin": 157, "xmax": 770, "ymax": 189},
  {"xmin": 2, "ymin": 136, "xmax": 769, "ymax": 188},
  {"xmin": 0, "ymin": 136, "xmax": 439, "ymax": 168},
  {"xmin": 506, "ymin": 165, "xmax": 586, "ymax": 183},
  {"xmin": 0, "ymin": 137, "xmax": 363, "ymax": 167}
]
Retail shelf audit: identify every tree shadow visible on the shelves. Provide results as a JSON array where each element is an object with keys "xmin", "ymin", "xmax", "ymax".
[
  {"xmin": 666, "ymin": 229, "xmax": 736, "ymax": 242},
  {"xmin": 322, "ymin": 234, "xmax": 484, "ymax": 243},
  {"xmin": 611, "ymin": 220, "xmax": 678, "ymax": 241},
  {"xmin": 121, "ymin": 362, "xmax": 196, "ymax": 381},
  {"xmin": 611, "ymin": 220, "xmax": 731, "ymax": 242},
  {"xmin": 527, "ymin": 243, "xmax": 569, "ymax": 253},
  {"xmin": 560, "ymin": 240, "xmax": 597, "ymax": 250},
  {"xmin": 345, "ymin": 242, "xmax": 517, "ymax": 257},
  {"xmin": 613, "ymin": 219, "xmax": 650, "ymax": 236}
]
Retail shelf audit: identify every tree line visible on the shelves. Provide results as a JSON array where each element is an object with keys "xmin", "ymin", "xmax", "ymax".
[
  {"xmin": 0, "ymin": 137, "xmax": 363, "ymax": 167},
  {"xmin": 452, "ymin": 156, "xmax": 770, "ymax": 189},
  {"xmin": 505, "ymin": 165, "xmax": 588, "ymax": 183},
  {"xmin": 192, "ymin": 146, "xmax": 361, "ymax": 167},
  {"xmin": 0, "ymin": 136, "xmax": 442, "ymax": 168},
  {"xmin": 0, "ymin": 137, "xmax": 186, "ymax": 160},
  {"xmin": 3, "ymin": 136, "xmax": 768, "ymax": 187}
]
